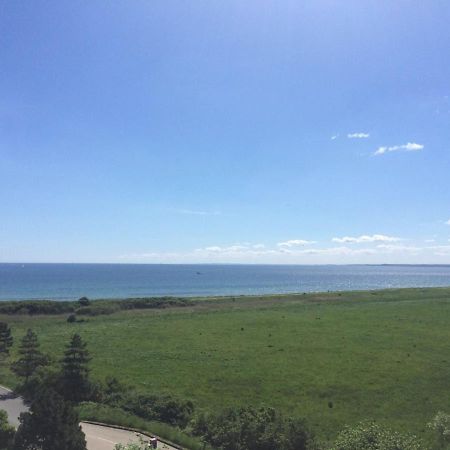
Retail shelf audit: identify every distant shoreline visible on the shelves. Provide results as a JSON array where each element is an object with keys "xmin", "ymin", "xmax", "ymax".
[{"xmin": 1, "ymin": 285, "xmax": 450, "ymax": 307}]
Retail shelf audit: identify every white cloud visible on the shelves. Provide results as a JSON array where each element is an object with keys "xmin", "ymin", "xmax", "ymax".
[
  {"xmin": 203, "ymin": 245, "xmax": 248, "ymax": 253},
  {"xmin": 277, "ymin": 239, "xmax": 316, "ymax": 248},
  {"xmin": 118, "ymin": 240, "xmax": 450, "ymax": 264},
  {"xmin": 429, "ymin": 245, "xmax": 450, "ymax": 256},
  {"xmin": 445, "ymin": 219, "xmax": 450, "ymax": 225},
  {"xmin": 332, "ymin": 234, "xmax": 400, "ymax": 244},
  {"xmin": 252, "ymin": 244, "xmax": 266, "ymax": 249},
  {"xmin": 374, "ymin": 142, "xmax": 424, "ymax": 156},
  {"xmin": 376, "ymin": 244, "xmax": 422, "ymax": 253},
  {"xmin": 348, "ymin": 132, "xmax": 370, "ymax": 139},
  {"xmin": 331, "ymin": 134, "xmax": 339, "ymax": 140}
]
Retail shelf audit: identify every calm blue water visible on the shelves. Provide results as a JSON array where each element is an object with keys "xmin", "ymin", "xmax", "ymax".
[{"xmin": 0, "ymin": 263, "xmax": 449, "ymax": 301}]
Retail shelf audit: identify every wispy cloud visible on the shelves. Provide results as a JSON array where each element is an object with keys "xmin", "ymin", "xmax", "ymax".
[
  {"xmin": 277, "ymin": 239, "xmax": 316, "ymax": 248},
  {"xmin": 374, "ymin": 142, "xmax": 424, "ymax": 156},
  {"xmin": 445, "ymin": 219, "xmax": 450, "ymax": 225},
  {"xmin": 331, "ymin": 134, "xmax": 339, "ymax": 140},
  {"xmin": 332, "ymin": 234, "xmax": 400, "ymax": 244},
  {"xmin": 174, "ymin": 209, "xmax": 221, "ymax": 216},
  {"xmin": 348, "ymin": 132, "xmax": 370, "ymax": 139}
]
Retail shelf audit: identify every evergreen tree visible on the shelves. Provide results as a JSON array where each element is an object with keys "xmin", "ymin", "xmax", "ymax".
[
  {"xmin": 0, "ymin": 409, "xmax": 15, "ymax": 449},
  {"xmin": 60, "ymin": 334, "xmax": 91, "ymax": 402},
  {"xmin": 13, "ymin": 387, "xmax": 86, "ymax": 450},
  {"xmin": 11, "ymin": 329, "xmax": 47, "ymax": 382},
  {"xmin": 0, "ymin": 322, "xmax": 13, "ymax": 358}
]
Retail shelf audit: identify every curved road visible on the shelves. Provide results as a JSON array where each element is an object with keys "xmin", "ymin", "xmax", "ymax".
[{"xmin": 0, "ymin": 386, "xmax": 177, "ymax": 450}]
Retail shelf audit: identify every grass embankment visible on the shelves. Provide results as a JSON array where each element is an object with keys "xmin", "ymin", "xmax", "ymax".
[{"xmin": 1, "ymin": 287, "xmax": 450, "ymax": 445}]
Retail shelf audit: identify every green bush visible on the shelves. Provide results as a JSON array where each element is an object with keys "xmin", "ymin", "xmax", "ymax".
[
  {"xmin": 0, "ymin": 301, "xmax": 74, "ymax": 315},
  {"xmin": 123, "ymin": 393, "xmax": 194, "ymax": 427},
  {"xmin": 0, "ymin": 297, "xmax": 192, "ymax": 316},
  {"xmin": 332, "ymin": 421, "xmax": 423, "ymax": 450},
  {"xmin": 191, "ymin": 406, "xmax": 317, "ymax": 450},
  {"xmin": 428, "ymin": 411, "xmax": 450, "ymax": 449},
  {"xmin": 78, "ymin": 297, "xmax": 90, "ymax": 307}
]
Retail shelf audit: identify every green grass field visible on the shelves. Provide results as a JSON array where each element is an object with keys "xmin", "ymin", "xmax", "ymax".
[{"xmin": 2, "ymin": 287, "xmax": 450, "ymax": 443}]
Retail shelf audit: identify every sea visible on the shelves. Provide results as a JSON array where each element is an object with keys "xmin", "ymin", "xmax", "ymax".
[{"xmin": 0, "ymin": 263, "xmax": 449, "ymax": 301}]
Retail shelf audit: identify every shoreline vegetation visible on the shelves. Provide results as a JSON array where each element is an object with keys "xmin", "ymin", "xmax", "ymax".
[
  {"xmin": 2, "ymin": 287, "xmax": 450, "ymax": 448},
  {"xmin": 0, "ymin": 285, "xmax": 449, "ymax": 316}
]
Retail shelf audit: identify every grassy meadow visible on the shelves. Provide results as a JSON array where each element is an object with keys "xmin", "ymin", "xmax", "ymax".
[{"xmin": 2, "ymin": 287, "xmax": 450, "ymax": 443}]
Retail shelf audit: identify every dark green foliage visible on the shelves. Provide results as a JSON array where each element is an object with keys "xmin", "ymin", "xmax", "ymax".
[
  {"xmin": 192, "ymin": 406, "xmax": 317, "ymax": 450},
  {"xmin": 0, "ymin": 301, "xmax": 75, "ymax": 315},
  {"xmin": 0, "ymin": 409, "xmax": 15, "ymax": 449},
  {"xmin": 11, "ymin": 329, "xmax": 48, "ymax": 382},
  {"xmin": 78, "ymin": 297, "xmax": 90, "ymax": 307},
  {"xmin": 0, "ymin": 322, "xmax": 13, "ymax": 357},
  {"xmin": 0, "ymin": 297, "xmax": 191, "ymax": 316},
  {"xmin": 101, "ymin": 376, "xmax": 129, "ymax": 406},
  {"xmin": 122, "ymin": 393, "xmax": 194, "ymax": 427},
  {"xmin": 67, "ymin": 314, "xmax": 77, "ymax": 323},
  {"xmin": 60, "ymin": 334, "xmax": 91, "ymax": 402},
  {"xmin": 13, "ymin": 388, "xmax": 86, "ymax": 450},
  {"xmin": 76, "ymin": 305, "xmax": 119, "ymax": 316},
  {"xmin": 118, "ymin": 297, "xmax": 191, "ymax": 310}
]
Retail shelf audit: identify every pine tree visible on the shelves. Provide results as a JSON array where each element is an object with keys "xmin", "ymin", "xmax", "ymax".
[
  {"xmin": 13, "ymin": 387, "xmax": 87, "ymax": 450},
  {"xmin": 0, "ymin": 410, "xmax": 15, "ymax": 449},
  {"xmin": 60, "ymin": 333, "xmax": 91, "ymax": 402},
  {"xmin": 0, "ymin": 322, "xmax": 13, "ymax": 358},
  {"xmin": 11, "ymin": 329, "xmax": 48, "ymax": 382}
]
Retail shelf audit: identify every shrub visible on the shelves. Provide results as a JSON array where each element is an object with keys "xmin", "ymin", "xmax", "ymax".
[
  {"xmin": 67, "ymin": 314, "xmax": 77, "ymax": 323},
  {"xmin": 78, "ymin": 297, "xmax": 90, "ymax": 306},
  {"xmin": 428, "ymin": 411, "xmax": 450, "ymax": 448},
  {"xmin": 191, "ymin": 406, "xmax": 317, "ymax": 450},
  {"xmin": 123, "ymin": 393, "xmax": 194, "ymax": 428},
  {"xmin": 332, "ymin": 421, "xmax": 422, "ymax": 450}
]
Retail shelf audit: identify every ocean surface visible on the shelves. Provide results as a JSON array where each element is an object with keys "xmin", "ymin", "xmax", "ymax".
[{"xmin": 0, "ymin": 263, "xmax": 450, "ymax": 301}]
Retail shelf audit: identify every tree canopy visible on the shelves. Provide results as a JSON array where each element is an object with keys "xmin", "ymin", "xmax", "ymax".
[
  {"xmin": 11, "ymin": 329, "xmax": 47, "ymax": 382},
  {"xmin": 13, "ymin": 388, "xmax": 86, "ymax": 450},
  {"xmin": 60, "ymin": 333, "xmax": 91, "ymax": 402}
]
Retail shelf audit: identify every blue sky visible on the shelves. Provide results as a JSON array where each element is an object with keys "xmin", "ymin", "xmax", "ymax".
[{"xmin": 1, "ymin": 0, "xmax": 450, "ymax": 264}]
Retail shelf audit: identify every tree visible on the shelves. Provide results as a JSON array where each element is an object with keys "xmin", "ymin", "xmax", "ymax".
[
  {"xmin": 11, "ymin": 329, "xmax": 47, "ymax": 382},
  {"xmin": 192, "ymin": 406, "xmax": 317, "ymax": 450},
  {"xmin": 332, "ymin": 421, "xmax": 422, "ymax": 450},
  {"xmin": 78, "ymin": 297, "xmax": 90, "ymax": 307},
  {"xmin": 13, "ymin": 387, "xmax": 86, "ymax": 450},
  {"xmin": 0, "ymin": 409, "xmax": 15, "ymax": 449},
  {"xmin": 0, "ymin": 322, "xmax": 13, "ymax": 359},
  {"xmin": 60, "ymin": 334, "xmax": 91, "ymax": 402}
]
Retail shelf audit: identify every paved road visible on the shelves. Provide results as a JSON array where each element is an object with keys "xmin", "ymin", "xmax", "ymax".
[
  {"xmin": 0, "ymin": 385, "xmax": 26, "ymax": 428},
  {"xmin": 0, "ymin": 386, "xmax": 177, "ymax": 450}
]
